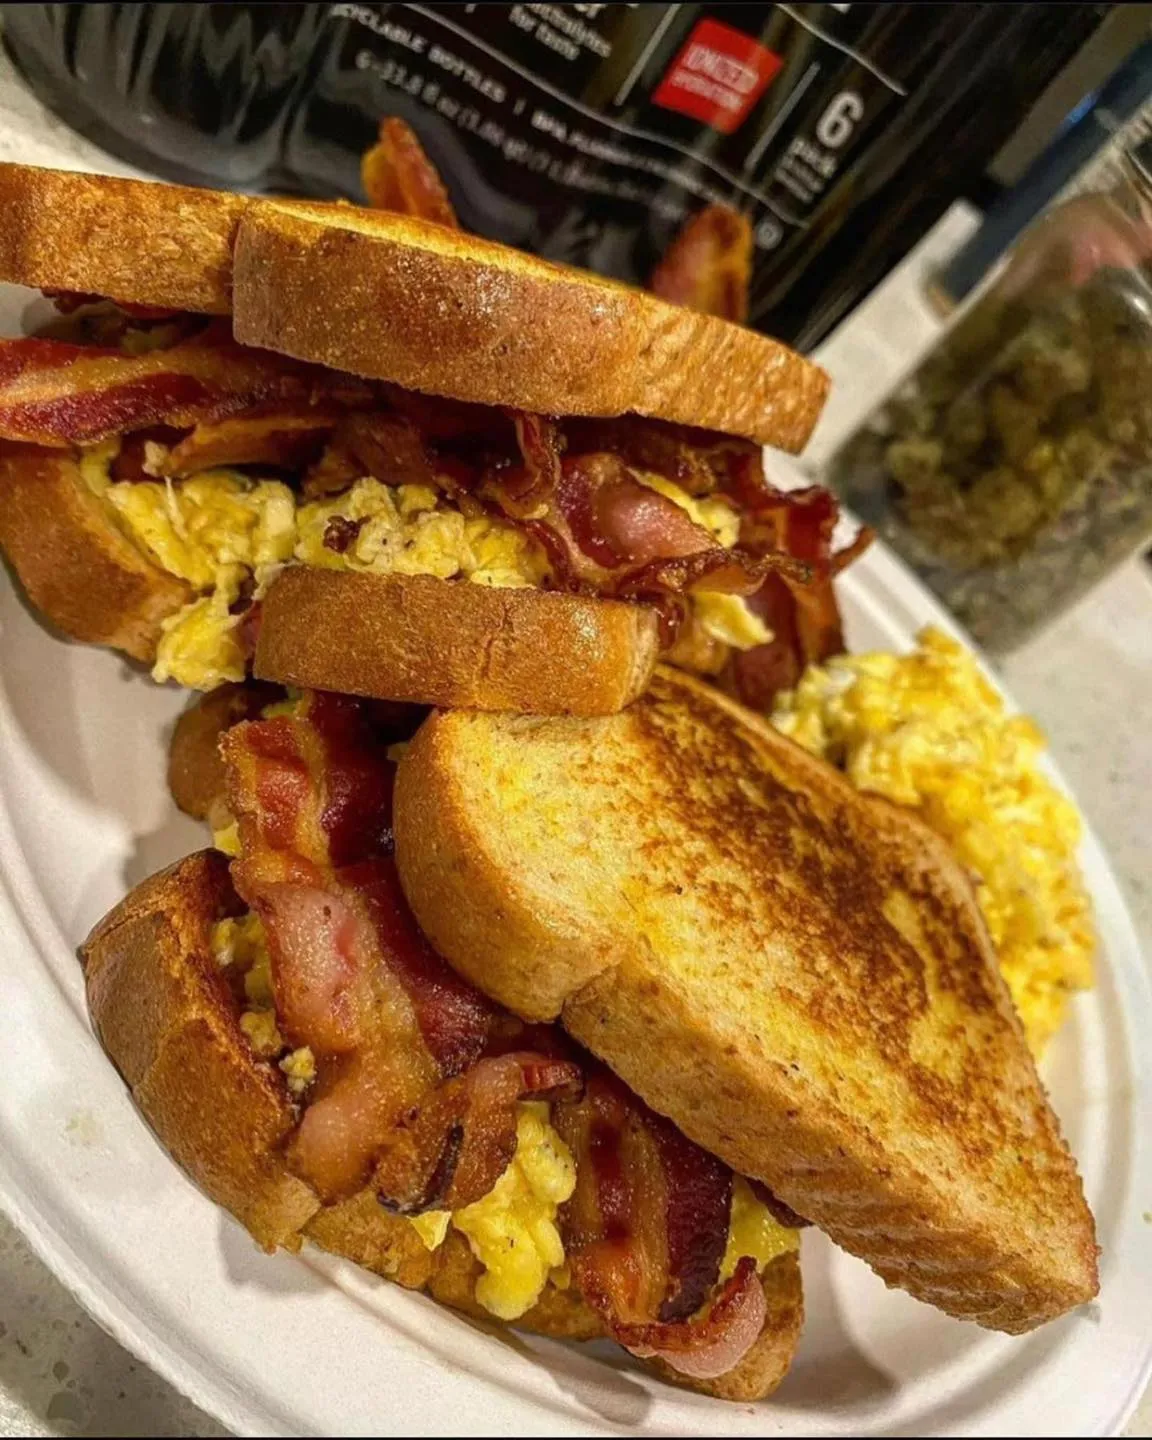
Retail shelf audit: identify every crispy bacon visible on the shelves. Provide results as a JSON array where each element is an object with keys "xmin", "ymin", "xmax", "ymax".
[
  {"xmin": 362, "ymin": 117, "xmax": 458, "ymax": 229},
  {"xmin": 304, "ymin": 411, "xmax": 441, "ymax": 497},
  {"xmin": 484, "ymin": 421, "xmax": 791, "ymax": 601},
  {"xmin": 721, "ymin": 483, "xmax": 875, "ymax": 709},
  {"xmin": 302, "ymin": 400, "xmax": 510, "ymax": 498},
  {"xmin": 373, "ymin": 1049, "xmax": 581, "ymax": 1214},
  {"xmin": 620, "ymin": 1261, "xmax": 767, "ymax": 1380},
  {"xmin": 222, "ymin": 692, "xmax": 577, "ymax": 1202},
  {"xmin": 554, "ymin": 1068, "xmax": 764, "ymax": 1378},
  {"xmin": 649, "ymin": 204, "xmax": 753, "ymax": 323},
  {"xmin": 0, "ymin": 329, "xmax": 372, "ymax": 446},
  {"xmin": 43, "ymin": 290, "xmax": 181, "ymax": 321},
  {"xmin": 161, "ymin": 408, "xmax": 341, "ymax": 477},
  {"xmin": 563, "ymin": 415, "xmax": 761, "ymax": 498}
]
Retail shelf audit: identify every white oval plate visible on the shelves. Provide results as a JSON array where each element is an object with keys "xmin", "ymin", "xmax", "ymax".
[{"xmin": 0, "ymin": 464, "xmax": 1148, "ymax": 1437}]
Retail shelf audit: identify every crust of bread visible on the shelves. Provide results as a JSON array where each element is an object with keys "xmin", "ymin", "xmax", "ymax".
[
  {"xmin": 255, "ymin": 568, "xmax": 659, "ymax": 715},
  {"xmin": 168, "ymin": 682, "xmax": 284, "ymax": 825},
  {"xmin": 0, "ymin": 164, "xmax": 248, "ymax": 314},
  {"xmin": 0, "ymin": 164, "xmax": 353, "ymax": 314},
  {"xmin": 232, "ymin": 205, "xmax": 829, "ymax": 450},
  {"xmin": 83, "ymin": 851, "xmax": 797, "ymax": 1397},
  {"xmin": 393, "ymin": 666, "xmax": 1100, "ymax": 1335},
  {"xmin": 81, "ymin": 851, "xmax": 318, "ymax": 1250},
  {"xmin": 0, "ymin": 441, "xmax": 189, "ymax": 662}
]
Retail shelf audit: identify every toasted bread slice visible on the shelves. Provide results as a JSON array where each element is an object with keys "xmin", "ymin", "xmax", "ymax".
[
  {"xmin": 81, "ymin": 851, "xmax": 802, "ymax": 1398},
  {"xmin": 0, "ymin": 441, "xmax": 189, "ymax": 661},
  {"xmin": 255, "ymin": 568, "xmax": 660, "ymax": 715},
  {"xmin": 81, "ymin": 850, "xmax": 319, "ymax": 1249},
  {"xmin": 0, "ymin": 163, "xmax": 351, "ymax": 314},
  {"xmin": 231, "ymin": 204, "xmax": 828, "ymax": 450},
  {"xmin": 393, "ymin": 666, "xmax": 1099, "ymax": 1335},
  {"xmin": 0, "ymin": 164, "xmax": 248, "ymax": 314}
]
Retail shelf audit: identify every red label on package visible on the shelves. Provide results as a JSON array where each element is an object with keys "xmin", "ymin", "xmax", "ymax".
[{"xmin": 652, "ymin": 19, "xmax": 783, "ymax": 134}]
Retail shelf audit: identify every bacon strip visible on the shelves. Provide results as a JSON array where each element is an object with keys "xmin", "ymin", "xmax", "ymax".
[
  {"xmin": 43, "ymin": 290, "xmax": 181, "ymax": 321},
  {"xmin": 620, "ymin": 1260, "xmax": 767, "ymax": 1380},
  {"xmin": 161, "ymin": 408, "xmax": 341, "ymax": 477},
  {"xmin": 484, "ymin": 420, "xmax": 795, "ymax": 602},
  {"xmin": 362, "ymin": 117, "xmax": 458, "ymax": 228},
  {"xmin": 650, "ymin": 204, "xmax": 754, "ymax": 323},
  {"xmin": 721, "ymin": 482, "xmax": 875, "ymax": 709},
  {"xmin": 222, "ymin": 692, "xmax": 577, "ymax": 1203},
  {"xmin": 563, "ymin": 415, "xmax": 762, "ymax": 498},
  {"xmin": 554, "ymin": 1068, "xmax": 764, "ymax": 1378},
  {"xmin": 0, "ymin": 330, "xmax": 372, "ymax": 446}
]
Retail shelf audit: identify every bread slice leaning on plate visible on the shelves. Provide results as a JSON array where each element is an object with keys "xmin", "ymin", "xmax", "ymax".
[{"xmin": 393, "ymin": 665, "xmax": 1100, "ymax": 1336}]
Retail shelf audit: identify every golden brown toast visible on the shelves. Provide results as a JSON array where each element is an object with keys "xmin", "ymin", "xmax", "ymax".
[
  {"xmin": 255, "ymin": 568, "xmax": 659, "ymax": 715},
  {"xmin": 0, "ymin": 163, "xmax": 351, "ymax": 313},
  {"xmin": 0, "ymin": 162, "xmax": 827, "ymax": 450},
  {"xmin": 232, "ymin": 203, "xmax": 827, "ymax": 450},
  {"xmin": 393, "ymin": 666, "xmax": 1099, "ymax": 1335},
  {"xmin": 80, "ymin": 850, "xmax": 802, "ymax": 1399},
  {"xmin": 0, "ymin": 164, "xmax": 247, "ymax": 314},
  {"xmin": 0, "ymin": 441, "xmax": 190, "ymax": 660}
]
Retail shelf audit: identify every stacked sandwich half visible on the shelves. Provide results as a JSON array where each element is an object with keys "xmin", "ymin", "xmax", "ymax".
[{"xmin": 0, "ymin": 160, "xmax": 1098, "ymax": 1402}]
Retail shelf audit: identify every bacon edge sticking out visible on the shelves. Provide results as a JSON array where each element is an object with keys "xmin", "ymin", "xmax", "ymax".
[
  {"xmin": 374, "ymin": 1050, "xmax": 581, "ymax": 1215},
  {"xmin": 620, "ymin": 1259, "xmax": 767, "ymax": 1380},
  {"xmin": 161, "ymin": 408, "xmax": 343, "ymax": 477},
  {"xmin": 650, "ymin": 204, "xmax": 754, "ymax": 324},
  {"xmin": 0, "ymin": 329, "xmax": 373, "ymax": 446},
  {"xmin": 221, "ymin": 692, "xmax": 577, "ymax": 1206},
  {"xmin": 722, "ymin": 483, "xmax": 875, "ymax": 709},
  {"xmin": 484, "ymin": 420, "xmax": 796, "ymax": 603},
  {"xmin": 362, "ymin": 117, "xmax": 459, "ymax": 229},
  {"xmin": 555, "ymin": 1068, "xmax": 765, "ymax": 1380}
]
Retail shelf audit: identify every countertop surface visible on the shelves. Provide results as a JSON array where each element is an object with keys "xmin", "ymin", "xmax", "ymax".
[{"xmin": 0, "ymin": 47, "xmax": 1148, "ymax": 1440}]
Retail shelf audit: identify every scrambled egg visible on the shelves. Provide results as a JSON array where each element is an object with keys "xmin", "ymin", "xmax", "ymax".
[
  {"xmin": 210, "ymin": 913, "xmax": 315, "ymax": 1094},
  {"xmin": 107, "ymin": 468, "xmax": 296, "ymax": 688},
  {"xmin": 720, "ymin": 1178, "xmax": 799, "ymax": 1280},
  {"xmin": 412, "ymin": 1101, "xmax": 575, "ymax": 1321},
  {"xmin": 108, "ymin": 470, "xmax": 297, "ymax": 590},
  {"xmin": 770, "ymin": 626, "xmax": 1095, "ymax": 1052},
  {"xmin": 295, "ymin": 479, "xmax": 548, "ymax": 588}
]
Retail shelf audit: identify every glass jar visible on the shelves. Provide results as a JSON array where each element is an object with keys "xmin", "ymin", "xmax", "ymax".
[{"xmin": 826, "ymin": 143, "xmax": 1152, "ymax": 653}]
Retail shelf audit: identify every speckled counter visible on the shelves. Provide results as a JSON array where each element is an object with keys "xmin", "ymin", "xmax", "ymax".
[{"xmin": 0, "ymin": 46, "xmax": 1148, "ymax": 1440}]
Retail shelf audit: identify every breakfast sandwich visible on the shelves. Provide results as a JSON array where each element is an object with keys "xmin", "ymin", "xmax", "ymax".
[
  {"xmin": 82, "ymin": 685, "xmax": 806, "ymax": 1401},
  {"xmin": 0, "ymin": 161, "xmax": 859, "ymax": 716}
]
